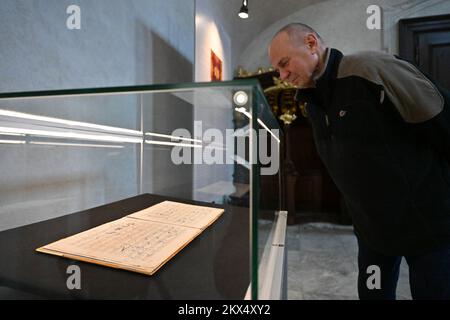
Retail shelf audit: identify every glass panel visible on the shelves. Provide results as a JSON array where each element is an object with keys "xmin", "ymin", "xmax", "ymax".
[
  {"xmin": 0, "ymin": 80, "xmax": 281, "ymax": 299},
  {"xmin": 253, "ymin": 88, "xmax": 283, "ymax": 299},
  {"xmin": 0, "ymin": 93, "xmax": 142, "ymax": 231}
]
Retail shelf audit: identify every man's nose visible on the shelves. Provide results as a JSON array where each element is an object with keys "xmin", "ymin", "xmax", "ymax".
[{"xmin": 279, "ymin": 69, "xmax": 289, "ymax": 81}]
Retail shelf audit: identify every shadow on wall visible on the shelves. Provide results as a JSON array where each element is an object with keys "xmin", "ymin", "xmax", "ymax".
[
  {"xmin": 135, "ymin": 21, "xmax": 195, "ymax": 200},
  {"xmin": 134, "ymin": 20, "xmax": 193, "ymax": 85},
  {"xmin": 152, "ymin": 30, "xmax": 193, "ymax": 84}
]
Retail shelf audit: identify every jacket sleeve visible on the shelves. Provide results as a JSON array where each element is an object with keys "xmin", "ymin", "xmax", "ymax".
[{"xmin": 375, "ymin": 56, "xmax": 450, "ymax": 161}]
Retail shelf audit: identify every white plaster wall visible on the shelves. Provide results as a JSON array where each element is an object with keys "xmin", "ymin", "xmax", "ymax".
[
  {"xmin": 0, "ymin": 0, "xmax": 194, "ymax": 92},
  {"xmin": 194, "ymin": 0, "xmax": 236, "ymax": 203},
  {"xmin": 0, "ymin": 0, "xmax": 195, "ymax": 231},
  {"xmin": 195, "ymin": 0, "xmax": 232, "ymax": 81}
]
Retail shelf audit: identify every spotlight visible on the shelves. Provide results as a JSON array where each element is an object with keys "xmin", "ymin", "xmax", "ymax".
[
  {"xmin": 238, "ymin": 0, "xmax": 249, "ymax": 19},
  {"xmin": 233, "ymin": 91, "xmax": 248, "ymax": 106}
]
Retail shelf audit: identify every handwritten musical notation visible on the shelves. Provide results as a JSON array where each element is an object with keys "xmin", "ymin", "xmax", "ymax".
[
  {"xmin": 36, "ymin": 201, "xmax": 224, "ymax": 275},
  {"xmin": 128, "ymin": 201, "xmax": 225, "ymax": 229}
]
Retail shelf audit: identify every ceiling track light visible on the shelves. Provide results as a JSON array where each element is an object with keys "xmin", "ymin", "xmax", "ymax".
[{"xmin": 238, "ymin": 0, "xmax": 249, "ymax": 19}]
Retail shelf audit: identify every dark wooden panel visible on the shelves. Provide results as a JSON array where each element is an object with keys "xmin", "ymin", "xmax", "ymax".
[{"xmin": 399, "ymin": 14, "xmax": 450, "ymax": 90}]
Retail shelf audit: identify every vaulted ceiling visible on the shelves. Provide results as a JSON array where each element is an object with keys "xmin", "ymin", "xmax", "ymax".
[
  {"xmin": 228, "ymin": 1, "xmax": 324, "ymax": 43},
  {"xmin": 209, "ymin": 0, "xmax": 442, "ymax": 71},
  {"xmin": 214, "ymin": 0, "xmax": 329, "ymax": 67}
]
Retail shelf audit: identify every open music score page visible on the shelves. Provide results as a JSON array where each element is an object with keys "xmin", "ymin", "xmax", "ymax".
[{"xmin": 36, "ymin": 201, "xmax": 224, "ymax": 275}]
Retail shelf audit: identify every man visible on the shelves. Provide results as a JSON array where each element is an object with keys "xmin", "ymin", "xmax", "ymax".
[{"xmin": 269, "ymin": 23, "xmax": 450, "ymax": 300}]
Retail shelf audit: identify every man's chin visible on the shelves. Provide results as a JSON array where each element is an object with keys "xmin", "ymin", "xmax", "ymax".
[
  {"xmin": 285, "ymin": 78, "xmax": 313, "ymax": 89},
  {"xmin": 295, "ymin": 80, "xmax": 315, "ymax": 89},
  {"xmin": 288, "ymin": 79, "xmax": 301, "ymax": 88}
]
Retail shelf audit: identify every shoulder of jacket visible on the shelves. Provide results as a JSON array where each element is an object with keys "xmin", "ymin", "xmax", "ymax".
[
  {"xmin": 339, "ymin": 51, "xmax": 444, "ymax": 123},
  {"xmin": 337, "ymin": 51, "xmax": 394, "ymax": 84}
]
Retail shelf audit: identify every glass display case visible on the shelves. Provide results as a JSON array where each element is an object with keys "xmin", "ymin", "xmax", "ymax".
[{"xmin": 0, "ymin": 79, "xmax": 285, "ymax": 300}]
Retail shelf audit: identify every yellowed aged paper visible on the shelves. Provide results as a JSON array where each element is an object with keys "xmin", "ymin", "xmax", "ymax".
[
  {"xmin": 36, "ymin": 201, "xmax": 224, "ymax": 275},
  {"xmin": 128, "ymin": 200, "xmax": 224, "ymax": 229}
]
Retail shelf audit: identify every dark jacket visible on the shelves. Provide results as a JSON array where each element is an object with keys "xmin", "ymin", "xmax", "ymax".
[{"xmin": 295, "ymin": 48, "xmax": 450, "ymax": 256}]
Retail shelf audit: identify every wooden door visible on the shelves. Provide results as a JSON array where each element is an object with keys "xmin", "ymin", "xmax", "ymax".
[{"xmin": 399, "ymin": 14, "xmax": 450, "ymax": 90}]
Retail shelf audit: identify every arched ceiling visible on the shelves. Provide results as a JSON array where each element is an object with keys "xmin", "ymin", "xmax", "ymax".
[{"xmin": 214, "ymin": 0, "xmax": 328, "ymax": 69}]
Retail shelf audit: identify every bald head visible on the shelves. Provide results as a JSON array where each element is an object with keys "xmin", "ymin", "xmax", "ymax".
[
  {"xmin": 268, "ymin": 23, "xmax": 326, "ymax": 88},
  {"xmin": 272, "ymin": 23, "xmax": 324, "ymax": 47}
]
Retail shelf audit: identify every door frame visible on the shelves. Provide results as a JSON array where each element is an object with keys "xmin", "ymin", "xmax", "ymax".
[{"xmin": 399, "ymin": 14, "xmax": 450, "ymax": 64}]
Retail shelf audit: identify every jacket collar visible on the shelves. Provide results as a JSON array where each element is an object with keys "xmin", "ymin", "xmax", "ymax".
[
  {"xmin": 295, "ymin": 48, "xmax": 344, "ymax": 105},
  {"xmin": 315, "ymin": 48, "xmax": 343, "ymax": 92}
]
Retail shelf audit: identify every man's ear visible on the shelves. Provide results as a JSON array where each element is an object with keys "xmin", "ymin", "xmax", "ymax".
[{"xmin": 305, "ymin": 33, "xmax": 318, "ymax": 51}]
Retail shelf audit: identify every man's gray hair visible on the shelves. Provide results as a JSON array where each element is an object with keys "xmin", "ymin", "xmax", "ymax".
[{"xmin": 273, "ymin": 23, "xmax": 324, "ymax": 45}]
